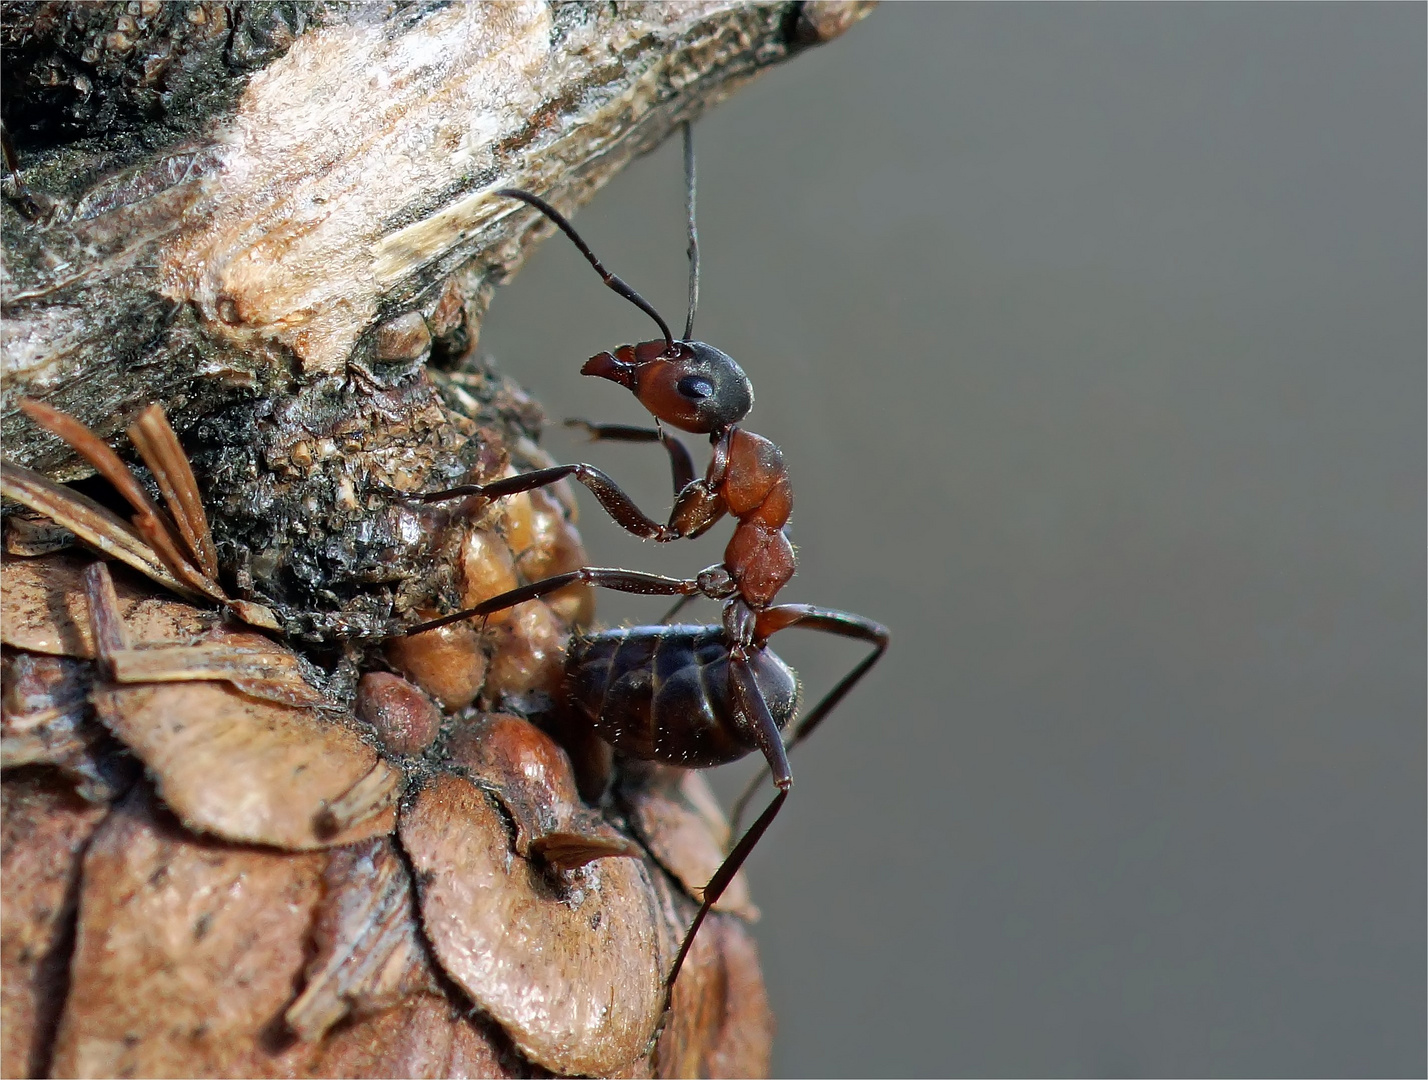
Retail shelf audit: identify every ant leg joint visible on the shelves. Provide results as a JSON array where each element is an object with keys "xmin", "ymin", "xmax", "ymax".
[{"xmin": 696, "ymin": 564, "xmax": 735, "ymax": 597}]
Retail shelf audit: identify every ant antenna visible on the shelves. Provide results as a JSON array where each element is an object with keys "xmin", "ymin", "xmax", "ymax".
[
  {"xmin": 494, "ymin": 187, "xmax": 675, "ymax": 350},
  {"xmin": 682, "ymin": 121, "xmax": 700, "ymax": 341}
]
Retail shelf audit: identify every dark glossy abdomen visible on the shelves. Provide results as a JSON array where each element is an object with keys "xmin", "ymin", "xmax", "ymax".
[{"xmin": 566, "ymin": 626, "xmax": 799, "ymax": 769}]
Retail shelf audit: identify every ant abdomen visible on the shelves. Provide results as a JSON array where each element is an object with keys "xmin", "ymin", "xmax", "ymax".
[{"xmin": 567, "ymin": 625, "xmax": 798, "ymax": 769}]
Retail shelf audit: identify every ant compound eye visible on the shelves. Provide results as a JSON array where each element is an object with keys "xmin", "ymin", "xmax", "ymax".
[{"xmin": 677, "ymin": 375, "xmax": 715, "ymax": 400}]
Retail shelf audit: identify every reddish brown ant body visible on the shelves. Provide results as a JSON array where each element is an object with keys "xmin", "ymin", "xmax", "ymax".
[
  {"xmin": 392, "ymin": 125, "xmax": 795, "ymax": 615},
  {"xmin": 389, "ymin": 125, "xmax": 888, "ymax": 999}
]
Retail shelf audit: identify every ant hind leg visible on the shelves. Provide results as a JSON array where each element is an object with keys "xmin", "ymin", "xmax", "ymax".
[
  {"xmin": 727, "ymin": 605, "xmax": 889, "ymax": 836},
  {"xmin": 664, "ymin": 653, "xmax": 792, "ymax": 1004}
]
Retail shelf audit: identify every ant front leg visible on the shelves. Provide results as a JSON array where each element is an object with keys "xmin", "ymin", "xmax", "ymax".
[
  {"xmin": 728, "ymin": 605, "xmax": 890, "ymax": 835},
  {"xmin": 665, "ymin": 650, "xmax": 793, "ymax": 1000},
  {"xmin": 559, "ymin": 425, "xmax": 706, "ymax": 630},
  {"xmin": 564, "ymin": 419, "xmax": 696, "ymax": 494}
]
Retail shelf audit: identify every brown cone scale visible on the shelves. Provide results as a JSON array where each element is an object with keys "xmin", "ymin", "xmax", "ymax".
[
  {"xmin": 399, "ymin": 772, "xmax": 666, "ymax": 1077},
  {"xmin": 91, "ymin": 681, "xmax": 399, "ymax": 850},
  {"xmin": 1, "ymin": 776, "xmax": 109, "ymax": 1080},
  {"xmin": 49, "ymin": 788, "xmax": 327, "ymax": 1078}
]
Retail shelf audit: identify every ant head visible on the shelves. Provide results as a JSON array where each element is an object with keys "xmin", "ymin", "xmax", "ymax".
[{"xmin": 582, "ymin": 339, "xmax": 753, "ymax": 435}]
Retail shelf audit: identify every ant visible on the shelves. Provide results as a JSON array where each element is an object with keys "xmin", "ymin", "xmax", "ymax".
[
  {"xmin": 386, "ymin": 123, "xmax": 793, "ymax": 620},
  {"xmin": 388, "ymin": 124, "xmax": 889, "ymax": 1000}
]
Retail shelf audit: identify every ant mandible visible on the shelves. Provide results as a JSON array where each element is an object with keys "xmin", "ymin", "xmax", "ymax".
[{"xmin": 393, "ymin": 124, "xmax": 889, "ymax": 1001}]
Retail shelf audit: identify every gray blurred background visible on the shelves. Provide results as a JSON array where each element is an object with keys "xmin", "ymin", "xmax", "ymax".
[{"xmin": 481, "ymin": 6, "xmax": 1425, "ymax": 1076}]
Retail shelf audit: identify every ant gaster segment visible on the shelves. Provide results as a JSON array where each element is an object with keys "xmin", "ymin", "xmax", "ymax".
[
  {"xmin": 394, "ymin": 123, "xmax": 795, "ymax": 613},
  {"xmin": 392, "ymin": 123, "xmax": 889, "ymax": 1007}
]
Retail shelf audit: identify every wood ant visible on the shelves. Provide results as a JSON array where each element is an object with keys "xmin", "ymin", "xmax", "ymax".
[
  {"xmin": 387, "ymin": 124, "xmax": 889, "ymax": 998},
  {"xmin": 389, "ymin": 124, "xmax": 793, "ymax": 617}
]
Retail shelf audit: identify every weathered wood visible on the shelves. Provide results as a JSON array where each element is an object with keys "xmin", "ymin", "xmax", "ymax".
[{"xmin": 2, "ymin": 0, "xmax": 873, "ymax": 477}]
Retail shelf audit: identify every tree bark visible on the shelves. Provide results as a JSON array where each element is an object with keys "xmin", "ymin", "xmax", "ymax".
[{"xmin": 3, "ymin": 0, "xmax": 872, "ymax": 473}]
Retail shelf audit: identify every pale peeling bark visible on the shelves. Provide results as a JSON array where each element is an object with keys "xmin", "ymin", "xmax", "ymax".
[{"xmin": 2, "ymin": 0, "xmax": 873, "ymax": 476}]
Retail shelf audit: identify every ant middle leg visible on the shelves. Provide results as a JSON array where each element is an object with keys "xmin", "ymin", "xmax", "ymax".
[
  {"xmin": 401, "ymin": 566, "xmax": 706, "ymax": 635},
  {"xmin": 564, "ymin": 419, "xmax": 696, "ymax": 493},
  {"xmin": 377, "ymin": 463, "xmax": 678, "ymax": 541}
]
